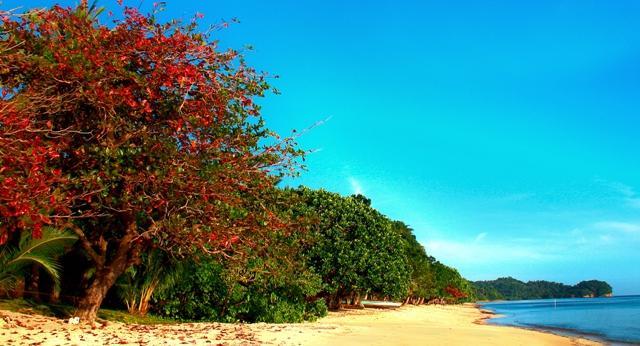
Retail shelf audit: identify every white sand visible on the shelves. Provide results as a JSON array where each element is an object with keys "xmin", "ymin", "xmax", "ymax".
[{"xmin": 0, "ymin": 304, "xmax": 602, "ymax": 345}]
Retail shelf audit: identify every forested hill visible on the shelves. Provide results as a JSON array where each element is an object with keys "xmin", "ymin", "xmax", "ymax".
[{"xmin": 474, "ymin": 277, "xmax": 612, "ymax": 301}]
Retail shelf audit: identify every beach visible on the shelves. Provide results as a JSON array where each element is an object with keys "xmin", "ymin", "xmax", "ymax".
[{"xmin": 0, "ymin": 304, "xmax": 601, "ymax": 345}]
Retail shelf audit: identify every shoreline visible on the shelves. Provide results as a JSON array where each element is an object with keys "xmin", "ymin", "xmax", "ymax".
[
  {"xmin": 476, "ymin": 304, "xmax": 611, "ymax": 345},
  {"xmin": 1, "ymin": 303, "xmax": 603, "ymax": 345}
]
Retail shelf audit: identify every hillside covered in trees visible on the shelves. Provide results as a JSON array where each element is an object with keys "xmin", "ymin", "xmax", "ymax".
[{"xmin": 473, "ymin": 277, "xmax": 612, "ymax": 301}]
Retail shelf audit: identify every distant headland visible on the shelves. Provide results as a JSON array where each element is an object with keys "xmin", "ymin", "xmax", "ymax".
[{"xmin": 473, "ymin": 277, "xmax": 612, "ymax": 301}]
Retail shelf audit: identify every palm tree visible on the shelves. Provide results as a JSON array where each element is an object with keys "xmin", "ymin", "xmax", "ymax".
[
  {"xmin": 0, "ymin": 228, "xmax": 77, "ymax": 293},
  {"xmin": 116, "ymin": 249, "xmax": 184, "ymax": 315}
]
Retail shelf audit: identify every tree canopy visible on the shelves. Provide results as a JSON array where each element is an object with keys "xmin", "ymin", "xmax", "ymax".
[
  {"xmin": 290, "ymin": 188, "xmax": 410, "ymax": 308},
  {"xmin": 0, "ymin": 2, "xmax": 300, "ymax": 321},
  {"xmin": 2, "ymin": 2, "xmax": 490, "ymax": 324},
  {"xmin": 473, "ymin": 277, "xmax": 613, "ymax": 300}
]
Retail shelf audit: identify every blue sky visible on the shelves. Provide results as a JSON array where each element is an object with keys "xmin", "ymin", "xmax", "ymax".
[{"xmin": 10, "ymin": 0, "xmax": 640, "ymax": 294}]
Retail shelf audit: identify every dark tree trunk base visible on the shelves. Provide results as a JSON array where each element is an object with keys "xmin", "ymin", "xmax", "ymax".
[
  {"xmin": 74, "ymin": 254, "xmax": 130, "ymax": 323},
  {"xmin": 74, "ymin": 273, "xmax": 113, "ymax": 323}
]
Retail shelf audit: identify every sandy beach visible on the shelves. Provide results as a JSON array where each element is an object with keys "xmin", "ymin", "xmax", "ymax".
[{"xmin": 0, "ymin": 304, "xmax": 601, "ymax": 345}]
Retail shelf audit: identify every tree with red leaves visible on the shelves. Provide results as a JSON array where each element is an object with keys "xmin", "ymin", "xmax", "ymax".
[
  {"xmin": 0, "ymin": 2, "xmax": 301, "ymax": 322},
  {"xmin": 445, "ymin": 285, "xmax": 468, "ymax": 301}
]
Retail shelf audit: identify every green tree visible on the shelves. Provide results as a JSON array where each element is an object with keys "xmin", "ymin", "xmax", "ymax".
[
  {"xmin": 291, "ymin": 188, "xmax": 410, "ymax": 308},
  {"xmin": 573, "ymin": 280, "xmax": 612, "ymax": 297},
  {"xmin": 1, "ymin": 3, "xmax": 300, "ymax": 322},
  {"xmin": 430, "ymin": 260, "xmax": 474, "ymax": 302},
  {"xmin": 115, "ymin": 249, "xmax": 184, "ymax": 316},
  {"xmin": 472, "ymin": 277, "xmax": 613, "ymax": 300},
  {"xmin": 391, "ymin": 221, "xmax": 435, "ymax": 304},
  {"xmin": 153, "ymin": 225, "xmax": 326, "ymax": 323}
]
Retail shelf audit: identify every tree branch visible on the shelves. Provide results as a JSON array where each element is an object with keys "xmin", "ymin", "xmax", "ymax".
[{"xmin": 67, "ymin": 224, "xmax": 104, "ymax": 268}]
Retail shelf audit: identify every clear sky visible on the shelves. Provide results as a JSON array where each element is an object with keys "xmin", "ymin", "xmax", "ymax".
[{"xmin": 11, "ymin": 0, "xmax": 640, "ymax": 294}]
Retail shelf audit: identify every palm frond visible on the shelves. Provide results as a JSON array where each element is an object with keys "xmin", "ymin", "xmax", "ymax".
[
  {"xmin": 0, "ymin": 273, "xmax": 20, "ymax": 293},
  {"xmin": 115, "ymin": 249, "xmax": 187, "ymax": 314},
  {"xmin": 16, "ymin": 228, "xmax": 78, "ymax": 259},
  {"xmin": 0, "ymin": 228, "xmax": 77, "ymax": 292},
  {"xmin": 10, "ymin": 255, "xmax": 62, "ymax": 281}
]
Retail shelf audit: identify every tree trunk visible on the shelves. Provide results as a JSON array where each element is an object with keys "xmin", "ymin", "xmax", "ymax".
[
  {"xmin": 26, "ymin": 265, "xmax": 41, "ymax": 302},
  {"xmin": 139, "ymin": 296, "xmax": 150, "ymax": 316},
  {"xmin": 74, "ymin": 230, "xmax": 136, "ymax": 323},
  {"xmin": 75, "ymin": 273, "xmax": 111, "ymax": 322},
  {"xmin": 138, "ymin": 284, "xmax": 158, "ymax": 316},
  {"xmin": 328, "ymin": 294, "xmax": 341, "ymax": 310},
  {"xmin": 49, "ymin": 286, "xmax": 60, "ymax": 304},
  {"xmin": 11, "ymin": 278, "xmax": 25, "ymax": 298},
  {"xmin": 403, "ymin": 296, "xmax": 411, "ymax": 306}
]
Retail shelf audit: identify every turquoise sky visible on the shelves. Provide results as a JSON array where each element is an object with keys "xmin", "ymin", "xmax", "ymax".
[{"xmin": 12, "ymin": 0, "xmax": 640, "ymax": 294}]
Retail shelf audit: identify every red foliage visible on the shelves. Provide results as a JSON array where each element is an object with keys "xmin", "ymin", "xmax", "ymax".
[
  {"xmin": 0, "ymin": 4, "xmax": 300, "ymax": 257},
  {"xmin": 445, "ymin": 285, "xmax": 467, "ymax": 300},
  {"xmin": 1, "ymin": 3, "xmax": 304, "ymax": 320}
]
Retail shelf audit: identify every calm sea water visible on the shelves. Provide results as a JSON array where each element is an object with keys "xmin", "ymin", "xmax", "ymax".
[{"xmin": 480, "ymin": 295, "xmax": 640, "ymax": 345}]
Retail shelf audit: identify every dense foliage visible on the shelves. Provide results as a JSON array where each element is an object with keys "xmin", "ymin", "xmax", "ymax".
[
  {"xmin": 115, "ymin": 249, "xmax": 184, "ymax": 315},
  {"xmin": 473, "ymin": 277, "xmax": 612, "ymax": 300},
  {"xmin": 1, "ymin": 1, "xmax": 508, "ymax": 325},
  {"xmin": 148, "ymin": 187, "xmax": 476, "ymax": 322},
  {"xmin": 431, "ymin": 261, "xmax": 475, "ymax": 301},
  {"xmin": 391, "ymin": 221, "xmax": 474, "ymax": 304},
  {"xmin": 0, "ymin": 228, "xmax": 76, "ymax": 293},
  {"xmin": 392, "ymin": 221, "xmax": 436, "ymax": 303},
  {"xmin": 0, "ymin": 3, "xmax": 300, "ymax": 321},
  {"xmin": 291, "ymin": 188, "xmax": 410, "ymax": 308},
  {"xmin": 573, "ymin": 280, "xmax": 614, "ymax": 298},
  {"xmin": 153, "ymin": 256, "xmax": 326, "ymax": 323},
  {"xmin": 152, "ymin": 198, "xmax": 327, "ymax": 323}
]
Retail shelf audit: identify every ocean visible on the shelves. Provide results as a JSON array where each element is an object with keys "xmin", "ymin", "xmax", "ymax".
[{"xmin": 480, "ymin": 295, "xmax": 640, "ymax": 345}]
